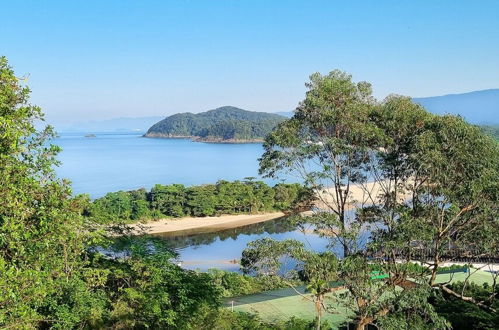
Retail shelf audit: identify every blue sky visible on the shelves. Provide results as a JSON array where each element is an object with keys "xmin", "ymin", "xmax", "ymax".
[{"xmin": 1, "ymin": 0, "xmax": 498, "ymax": 124}]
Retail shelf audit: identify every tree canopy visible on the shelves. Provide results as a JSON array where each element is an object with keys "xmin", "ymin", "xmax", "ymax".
[
  {"xmin": 86, "ymin": 180, "xmax": 312, "ymax": 224},
  {"xmin": 251, "ymin": 70, "xmax": 499, "ymax": 329}
]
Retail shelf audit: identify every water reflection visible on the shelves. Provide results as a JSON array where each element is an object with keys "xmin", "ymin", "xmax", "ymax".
[{"xmin": 152, "ymin": 217, "xmax": 331, "ymax": 272}]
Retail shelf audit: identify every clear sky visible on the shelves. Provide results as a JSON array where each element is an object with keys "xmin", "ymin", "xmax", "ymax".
[{"xmin": 1, "ymin": 0, "xmax": 498, "ymax": 125}]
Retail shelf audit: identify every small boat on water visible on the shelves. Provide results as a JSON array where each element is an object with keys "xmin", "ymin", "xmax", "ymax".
[{"xmin": 84, "ymin": 134, "xmax": 97, "ymax": 138}]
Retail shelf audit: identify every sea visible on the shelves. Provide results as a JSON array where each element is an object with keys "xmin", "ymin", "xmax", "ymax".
[
  {"xmin": 54, "ymin": 132, "xmax": 289, "ymax": 198},
  {"xmin": 53, "ymin": 132, "xmax": 337, "ymax": 270}
]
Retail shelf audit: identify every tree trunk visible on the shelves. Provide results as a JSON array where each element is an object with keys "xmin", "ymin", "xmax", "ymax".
[
  {"xmin": 315, "ymin": 298, "xmax": 322, "ymax": 330},
  {"xmin": 355, "ymin": 316, "xmax": 373, "ymax": 330},
  {"xmin": 339, "ymin": 212, "xmax": 350, "ymax": 257},
  {"xmin": 429, "ymin": 239, "xmax": 440, "ymax": 286}
]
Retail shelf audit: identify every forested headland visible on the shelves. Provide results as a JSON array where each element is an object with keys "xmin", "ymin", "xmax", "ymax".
[
  {"xmin": 85, "ymin": 180, "xmax": 312, "ymax": 224},
  {"xmin": 144, "ymin": 106, "xmax": 286, "ymax": 142}
]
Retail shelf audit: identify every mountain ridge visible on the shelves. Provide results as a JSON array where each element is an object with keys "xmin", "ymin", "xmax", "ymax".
[{"xmin": 412, "ymin": 88, "xmax": 498, "ymax": 124}]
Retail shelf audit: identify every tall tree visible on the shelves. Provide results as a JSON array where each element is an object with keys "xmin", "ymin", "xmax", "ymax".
[
  {"xmin": 0, "ymin": 56, "xmax": 97, "ymax": 327},
  {"xmin": 260, "ymin": 70, "xmax": 379, "ymax": 257},
  {"xmin": 254, "ymin": 70, "xmax": 499, "ymax": 328}
]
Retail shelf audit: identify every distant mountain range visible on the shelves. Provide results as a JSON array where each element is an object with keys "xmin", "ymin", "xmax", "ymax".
[
  {"xmin": 413, "ymin": 89, "xmax": 498, "ymax": 124},
  {"xmin": 144, "ymin": 106, "xmax": 286, "ymax": 142},
  {"xmin": 274, "ymin": 111, "xmax": 294, "ymax": 118},
  {"xmin": 57, "ymin": 89, "xmax": 498, "ymax": 135},
  {"xmin": 58, "ymin": 116, "xmax": 164, "ymax": 133},
  {"xmin": 277, "ymin": 89, "xmax": 499, "ymax": 124}
]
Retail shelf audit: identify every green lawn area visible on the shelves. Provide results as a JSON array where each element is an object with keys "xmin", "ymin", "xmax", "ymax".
[
  {"xmin": 434, "ymin": 268, "xmax": 496, "ymax": 286},
  {"xmin": 225, "ymin": 269, "xmax": 496, "ymax": 327},
  {"xmin": 226, "ymin": 286, "xmax": 352, "ymax": 327}
]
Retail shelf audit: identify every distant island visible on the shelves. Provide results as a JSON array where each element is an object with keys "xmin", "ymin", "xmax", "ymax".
[{"xmin": 144, "ymin": 106, "xmax": 287, "ymax": 143}]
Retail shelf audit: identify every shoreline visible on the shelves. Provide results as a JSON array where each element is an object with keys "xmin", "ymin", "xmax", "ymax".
[
  {"xmin": 143, "ymin": 133, "xmax": 264, "ymax": 144},
  {"xmin": 129, "ymin": 212, "xmax": 285, "ymax": 235}
]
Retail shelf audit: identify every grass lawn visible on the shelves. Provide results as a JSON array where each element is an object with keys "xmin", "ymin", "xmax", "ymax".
[
  {"xmin": 225, "ymin": 269, "xmax": 495, "ymax": 327},
  {"xmin": 226, "ymin": 286, "xmax": 352, "ymax": 327},
  {"xmin": 434, "ymin": 268, "xmax": 496, "ymax": 286}
]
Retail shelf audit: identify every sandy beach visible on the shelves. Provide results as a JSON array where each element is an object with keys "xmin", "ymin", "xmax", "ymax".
[
  {"xmin": 315, "ymin": 180, "xmax": 413, "ymax": 211},
  {"xmin": 129, "ymin": 212, "xmax": 285, "ymax": 235},
  {"xmin": 126, "ymin": 181, "xmax": 412, "ymax": 236}
]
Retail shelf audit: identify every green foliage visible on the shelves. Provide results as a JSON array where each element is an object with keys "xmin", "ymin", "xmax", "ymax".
[
  {"xmin": 431, "ymin": 282, "xmax": 499, "ymax": 329},
  {"xmin": 150, "ymin": 183, "xmax": 187, "ymax": 218},
  {"xmin": 0, "ymin": 55, "xmax": 103, "ymax": 328},
  {"xmin": 145, "ymin": 106, "xmax": 286, "ymax": 141},
  {"xmin": 207, "ymin": 269, "xmax": 292, "ymax": 297},
  {"xmin": 86, "ymin": 180, "xmax": 312, "ymax": 224},
  {"xmin": 186, "ymin": 184, "xmax": 217, "ymax": 216},
  {"xmin": 88, "ymin": 238, "xmax": 221, "ymax": 329},
  {"xmin": 480, "ymin": 124, "xmax": 499, "ymax": 141}
]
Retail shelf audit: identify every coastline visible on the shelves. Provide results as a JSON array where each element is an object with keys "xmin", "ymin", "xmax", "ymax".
[
  {"xmin": 129, "ymin": 212, "xmax": 285, "ymax": 235},
  {"xmin": 143, "ymin": 133, "xmax": 264, "ymax": 144}
]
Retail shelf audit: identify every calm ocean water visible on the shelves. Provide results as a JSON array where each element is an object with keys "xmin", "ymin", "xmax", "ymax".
[
  {"xmin": 54, "ymin": 132, "xmax": 283, "ymax": 198},
  {"xmin": 56, "ymin": 132, "xmax": 364, "ymax": 269}
]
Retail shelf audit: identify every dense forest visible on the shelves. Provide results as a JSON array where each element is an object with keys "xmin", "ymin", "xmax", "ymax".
[
  {"xmin": 85, "ymin": 180, "xmax": 312, "ymax": 224},
  {"xmin": 144, "ymin": 106, "xmax": 286, "ymax": 141}
]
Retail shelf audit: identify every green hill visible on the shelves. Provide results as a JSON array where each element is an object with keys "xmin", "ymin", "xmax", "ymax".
[{"xmin": 144, "ymin": 106, "xmax": 287, "ymax": 142}]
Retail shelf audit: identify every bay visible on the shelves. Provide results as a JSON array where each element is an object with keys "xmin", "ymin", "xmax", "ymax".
[
  {"xmin": 55, "ymin": 132, "xmax": 352, "ymax": 271},
  {"xmin": 54, "ymin": 132, "xmax": 284, "ymax": 198}
]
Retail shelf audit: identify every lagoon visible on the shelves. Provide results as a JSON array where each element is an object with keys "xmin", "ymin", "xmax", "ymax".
[{"xmin": 153, "ymin": 217, "xmax": 332, "ymax": 272}]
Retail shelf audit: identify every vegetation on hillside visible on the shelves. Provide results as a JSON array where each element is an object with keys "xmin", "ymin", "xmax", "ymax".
[
  {"xmin": 144, "ymin": 106, "xmax": 286, "ymax": 141},
  {"xmin": 481, "ymin": 124, "xmax": 499, "ymax": 140}
]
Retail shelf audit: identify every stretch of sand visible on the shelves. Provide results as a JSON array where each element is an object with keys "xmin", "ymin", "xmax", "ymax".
[
  {"xmin": 126, "ymin": 181, "xmax": 411, "ymax": 235},
  {"xmin": 130, "ymin": 212, "xmax": 285, "ymax": 235},
  {"xmin": 315, "ymin": 180, "xmax": 413, "ymax": 211}
]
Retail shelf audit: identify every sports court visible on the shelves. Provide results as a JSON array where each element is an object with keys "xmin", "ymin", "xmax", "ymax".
[{"xmin": 226, "ymin": 269, "xmax": 496, "ymax": 325}]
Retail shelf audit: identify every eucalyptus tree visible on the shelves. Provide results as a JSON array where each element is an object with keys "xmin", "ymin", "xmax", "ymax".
[
  {"xmin": 363, "ymin": 96, "xmax": 499, "ymax": 309},
  {"xmin": 241, "ymin": 238, "xmax": 447, "ymax": 330},
  {"xmin": 260, "ymin": 70, "xmax": 380, "ymax": 257},
  {"xmin": 253, "ymin": 69, "xmax": 499, "ymax": 328},
  {"xmin": 409, "ymin": 115, "xmax": 498, "ymax": 302}
]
